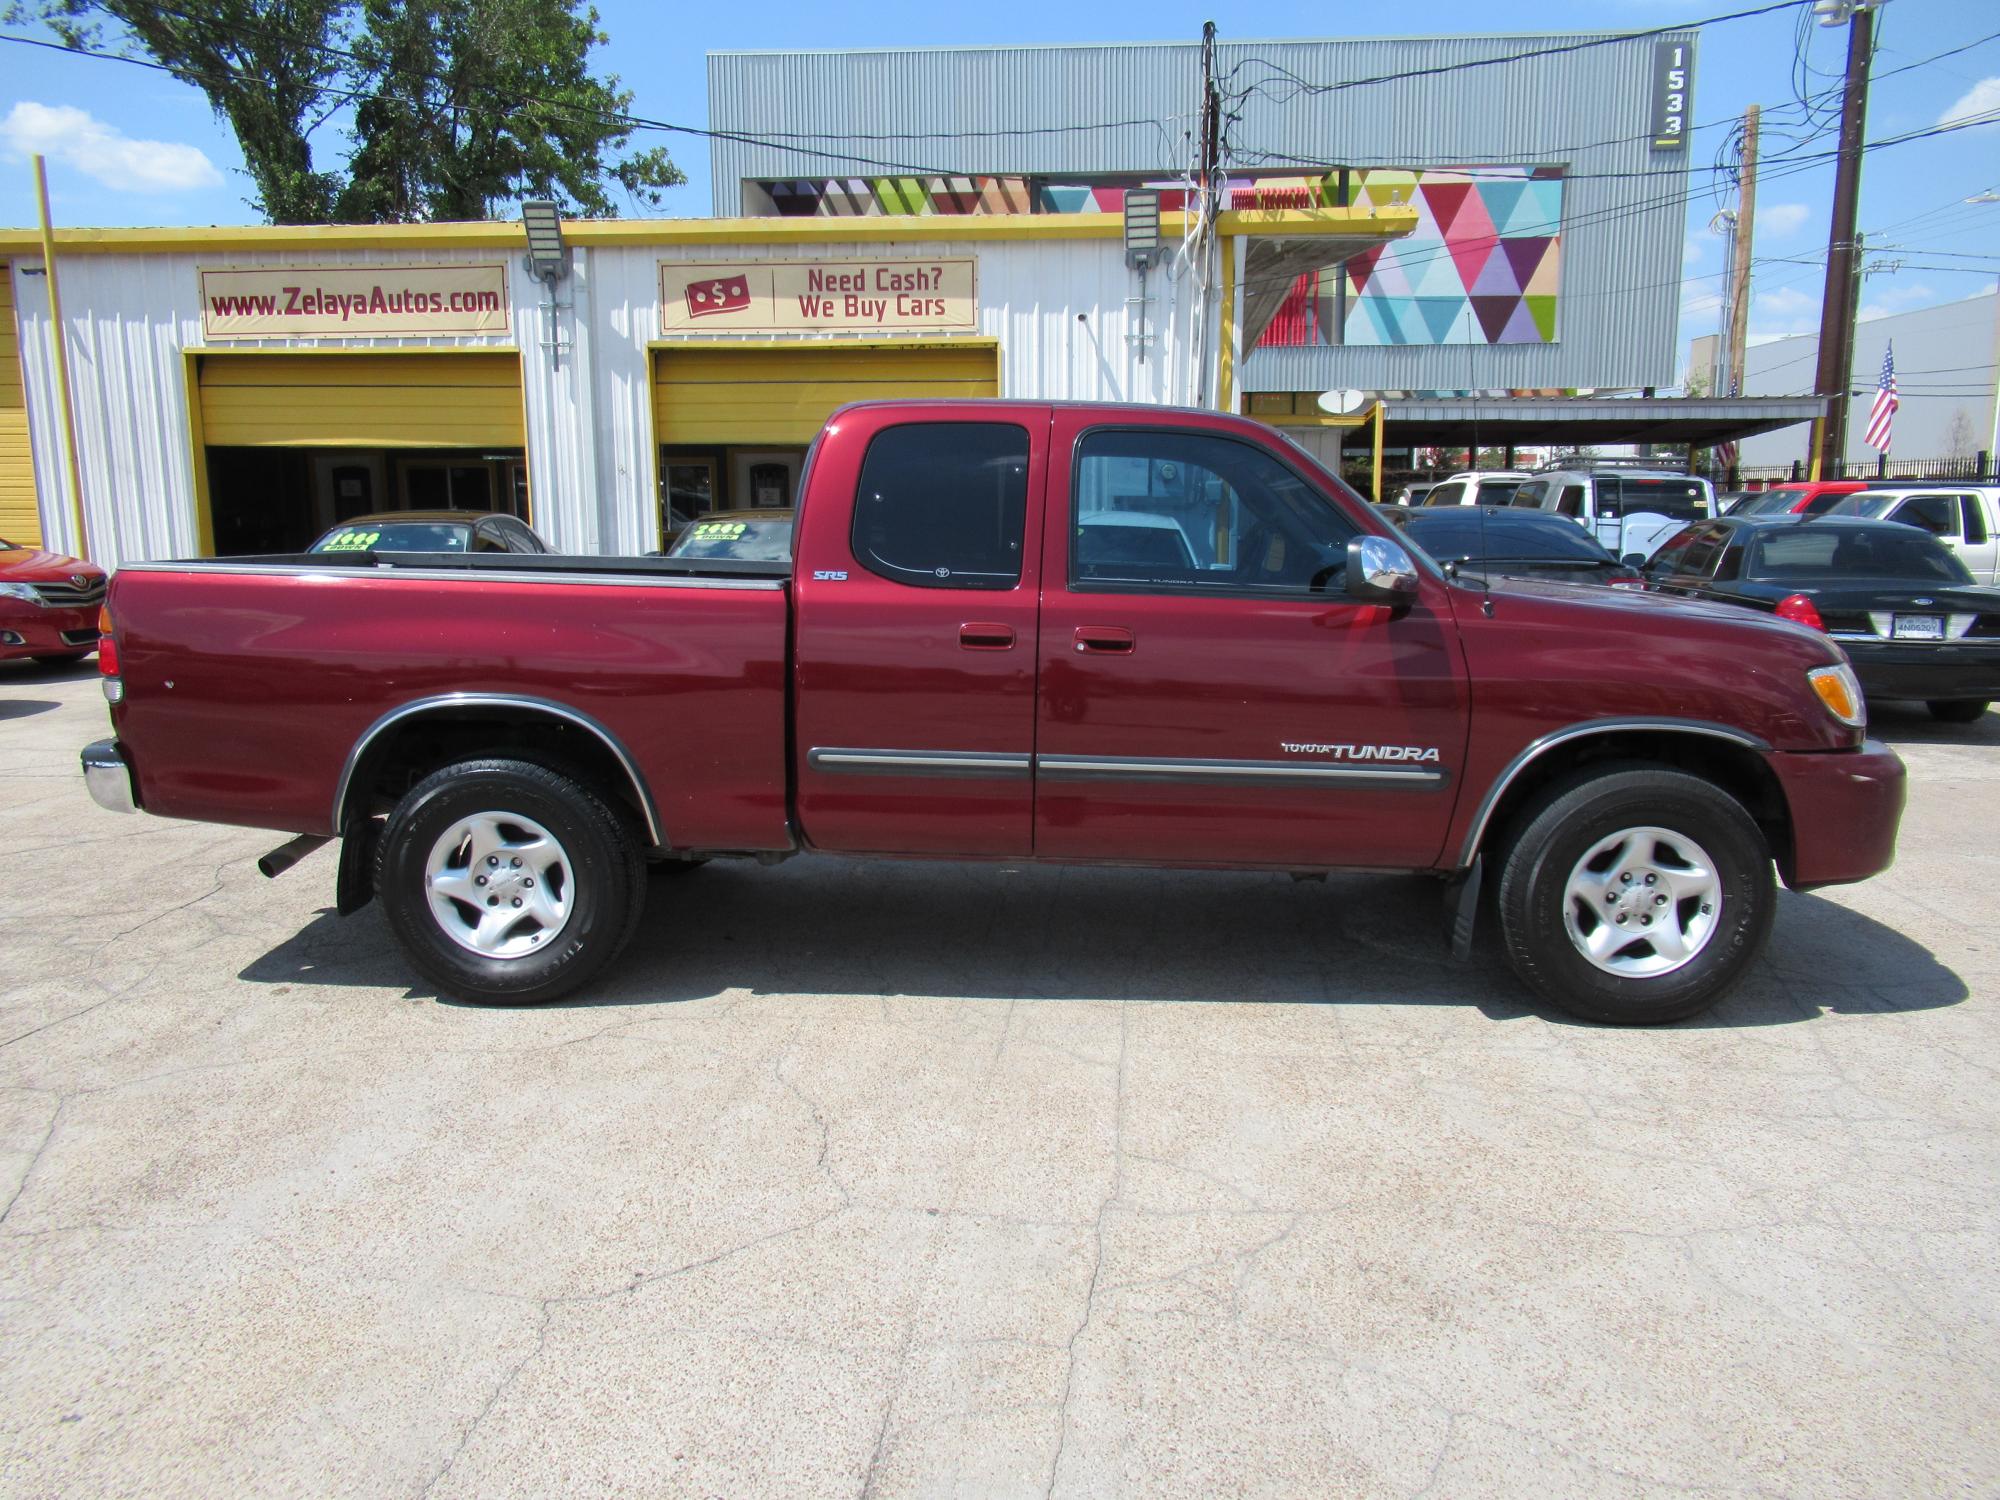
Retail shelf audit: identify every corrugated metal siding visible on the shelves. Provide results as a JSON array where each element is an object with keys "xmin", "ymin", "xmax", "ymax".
[
  {"xmin": 655, "ymin": 345, "xmax": 999, "ymax": 445},
  {"xmin": 197, "ymin": 352, "xmax": 524, "ymax": 447},
  {"xmin": 0, "ymin": 264, "xmax": 38, "ymax": 546},
  {"xmin": 12, "ymin": 247, "xmax": 544, "ymax": 566},
  {"xmin": 709, "ymin": 34, "xmax": 1694, "ymax": 391}
]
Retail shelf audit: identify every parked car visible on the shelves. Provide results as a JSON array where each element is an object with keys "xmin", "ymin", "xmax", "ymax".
[
  {"xmin": 1728, "ymin": 480, "xmax": 1867, "ymax": 519},
  {"xmin": 1827, "ymin": 484, "xmax": 2000, "ymax": 585},
  {"xmin": 664, "ymin": 509, "xmax": 796, "ymax": 562},
  {"xmin": 1394, "ymin": 508, "xmax": 1645, "ymax": 589},
  {"xmin": 307, "ymin": 511, "xmax": 550, "ymax": 556},
  {"xmin": 0, "ymin": 536, "xmax": 105, "ymax": 664},
  {"xmin": 1420, "ymin": 471, "xmax": 1533, "ymax": 508},
  {"xmin": 1643, "ymin": 513, "xmax": 2000, "ymax": 722},
  {"xmin": 1511, "ymin": 466, "xmax": 1714, "ymax": 566},
  {"xmin": 82, "ymin": 400, "xmax": 1905, "ymax": 1027},
  {"xmin": 1074, "ymin": 510, "xmax": 1201, "ymax": 573}
]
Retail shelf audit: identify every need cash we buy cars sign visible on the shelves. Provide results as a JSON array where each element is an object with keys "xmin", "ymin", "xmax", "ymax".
[
  {"xmin": 199, "ymin": 265, "xmax": 510, "ymax": 338},
  {"xmin": 660, "ymin": 260, "xmax": 977, "ymax": 334}
]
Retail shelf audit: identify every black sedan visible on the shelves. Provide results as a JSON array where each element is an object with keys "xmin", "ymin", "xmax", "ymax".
[
  {"xmin": 664, "ymin": 509, "xmax": 795, "ymax": 562},
  {"xmin": 308, "ymin": 510, "xmax": 549, "ymax": 555},
  {"xmin": 1393, "ymin": 507, "xmax": 1645, "ymax": 588},
  {"xmin": 1643, "ymin": 514, "xmax": 2000, "ymax": 722}
]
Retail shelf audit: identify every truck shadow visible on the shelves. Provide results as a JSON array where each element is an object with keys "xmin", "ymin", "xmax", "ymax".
[
  {"xmin": 239, "ymin": 858, "xmax": 1966, "ymax": 1029},
  {"xmin": 1865, "ymin": 700, "xmax": 2000, "ymax": 748}
]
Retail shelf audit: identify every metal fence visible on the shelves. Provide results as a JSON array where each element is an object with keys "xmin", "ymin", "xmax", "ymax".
[{"xmin": 1730, "ymin": 454, "xmax": 1996, "ymax": 487}]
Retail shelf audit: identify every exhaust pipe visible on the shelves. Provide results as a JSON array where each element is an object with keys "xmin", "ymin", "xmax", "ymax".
[{"xmin": 258, "ymin": 833, "xmax": 330, "ymax": 879}]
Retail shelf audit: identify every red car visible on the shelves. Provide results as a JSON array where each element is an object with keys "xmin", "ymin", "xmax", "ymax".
[
  {"xmin": 81, "ymin": 401, "xmax": 1906, "ymax": 1025},
  {"xmin": 1728, "ymin": 480, "xmax": 1867, "ymax": 518},
  {"xmin": 0, "ymin": 536, "xmax": 105, "ymax": 664}
]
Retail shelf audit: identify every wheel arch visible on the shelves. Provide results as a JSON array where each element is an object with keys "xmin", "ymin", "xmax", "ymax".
[
  {"xmin": 1460, "ymin": 719, "xmax": 1793, "ymax": 879},
  {"xmin": 333, "ymin": 694, "xmax": 665, "ymax": 849}
]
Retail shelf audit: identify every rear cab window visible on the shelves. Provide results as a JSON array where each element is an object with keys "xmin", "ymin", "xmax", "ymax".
[{"xmin": 851, "ymin": 423, "xmax": 1031, "ymax": 590}]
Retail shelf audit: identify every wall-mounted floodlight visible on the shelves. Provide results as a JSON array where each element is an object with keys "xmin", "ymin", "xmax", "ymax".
[
  {"xmin": 1124, "ymin": 190, "xmax": 1162, "ymax": 272},
  {"xmin": 520, "ymin": 200, "xmax": 569, "ymax": 283}
]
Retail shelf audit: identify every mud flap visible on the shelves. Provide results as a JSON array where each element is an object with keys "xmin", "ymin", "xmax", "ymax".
[
  {"xmin": 335, "ymin": 817, "xmax": 381, "ymax": 917},
  {"xmin": 1442, "ymin": 855, "xmax": 1484, "ymax": 960}
]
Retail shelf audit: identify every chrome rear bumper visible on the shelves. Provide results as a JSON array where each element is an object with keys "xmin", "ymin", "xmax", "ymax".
[{"xmin": 81, "ymin": 738, "xmax": 136, "ymax": 814}]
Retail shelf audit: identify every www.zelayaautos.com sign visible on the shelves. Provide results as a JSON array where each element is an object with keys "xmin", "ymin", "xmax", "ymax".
[{"xmin": 199, "ymin": 264, "xmax": 511, "ymax": 338}]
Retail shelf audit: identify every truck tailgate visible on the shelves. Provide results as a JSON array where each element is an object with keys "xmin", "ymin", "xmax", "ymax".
[{"xmin": 107, "ymin": 562, "xmax": 792, "ymax": 850}]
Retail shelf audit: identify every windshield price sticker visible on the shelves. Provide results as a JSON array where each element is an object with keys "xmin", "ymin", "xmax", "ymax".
[
  {"xmin": 320, "ymin": 529, "xmax": 381, "ymax": 552},
  {"xmin": 693, "ymin": 521, "xmax": 748, "ymax": 540}
]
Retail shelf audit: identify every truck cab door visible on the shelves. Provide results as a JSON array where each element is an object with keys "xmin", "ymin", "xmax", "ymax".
[
  {"xmin": 1953, "ymin": 493, "xmax": 1998, "ymax": 584},
  {"xmin": 1033, "ymin": 412, "xmax": 1469, "ymax": 869},
  {"xmin": 791, "ymin": 407, "xmax": 1049, "ymax": 856}
]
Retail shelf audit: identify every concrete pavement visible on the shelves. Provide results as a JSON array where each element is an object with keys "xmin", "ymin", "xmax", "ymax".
[{"xmin": 1, "ymin": 659, "xmax": 1996, "ymax": 1497}]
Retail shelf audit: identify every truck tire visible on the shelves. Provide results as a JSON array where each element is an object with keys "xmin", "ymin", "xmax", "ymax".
[
  {"xmin": 1926, "ymin": 698, "xmax": 1989, "ymax": 724},
  {"xmin": 377, "ymin": 758, "xmax": 645, "ymax": 1005},
  {"xmin": 1494, "ymin": 766, "xmax": 1774, "ymax": 1025}
]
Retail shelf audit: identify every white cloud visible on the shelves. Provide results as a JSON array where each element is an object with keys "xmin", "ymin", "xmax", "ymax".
[
  {"xmin": 1759, "ymin": 202, "xmax": 1811, "ymax": 238},
  {"xmin": 1937, "ymin": 77, "xmax": 2000, "ymax": 132},
  {"xmin": 1750, "ymin": 283, "xmax": 1821, "ymax": 340},
  {"xmin": 1681, "ymin": 288, "xmax": 1723, "ymax": 320},
  {"xmin": 0, "ymin": 102, "xmax": 221, "ymax": 193}
]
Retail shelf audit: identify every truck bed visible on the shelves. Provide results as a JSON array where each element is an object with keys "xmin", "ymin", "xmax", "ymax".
[{"xmin": 107, "ymin": 553, "xmax": 795, "ymax": 851}]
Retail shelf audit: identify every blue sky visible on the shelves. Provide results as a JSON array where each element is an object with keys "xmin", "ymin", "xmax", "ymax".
[{"xmin": 0, "ymin": 0, "xmax": 1994, "ymax": 381}]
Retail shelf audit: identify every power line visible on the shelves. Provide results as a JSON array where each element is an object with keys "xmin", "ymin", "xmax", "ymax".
[{"xmin": 1218, "ymin": 0, "xmax": 1811, "ymax": 105}]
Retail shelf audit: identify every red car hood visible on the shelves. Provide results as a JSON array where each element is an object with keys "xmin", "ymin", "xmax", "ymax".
[{"xmin": 0, "ymin": 546, "xmax": 104, "ymax": 583}]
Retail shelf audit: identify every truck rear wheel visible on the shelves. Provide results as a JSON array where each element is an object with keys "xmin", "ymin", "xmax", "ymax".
[
  {"xmin": 1495, "ymin": 766, "xmax": 1774, "ymax": 1025},
  {"xmin": 377, "ymin": 758, "xmax": 645, "ymax": 1005}
]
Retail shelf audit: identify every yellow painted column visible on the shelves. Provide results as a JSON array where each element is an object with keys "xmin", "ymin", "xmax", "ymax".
[{"xmin": 32, "ymin": 155, "xmax": 89, "ymax": 560}]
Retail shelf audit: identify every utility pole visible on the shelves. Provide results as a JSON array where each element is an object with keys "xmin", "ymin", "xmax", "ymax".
[
  {"xmin": 1195, "ymin": 19, "xmax": 1221, "ymax": 408},
  {"xmin": 1811, "ymin": 1, "xmax": 1877, "ymax": 477},
  {"xmin": 1726, "ymin": 104, "xmax": 1759, "ymax": 397}
]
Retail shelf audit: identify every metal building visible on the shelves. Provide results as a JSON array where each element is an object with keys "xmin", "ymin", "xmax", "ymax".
[
  {"xmin": 708, "ymin": 31, "xmax": 1700, "ymax": 399},
  {"xmin": 1, "ymin": 205, "xmax": 1412, "ymax": 566}
]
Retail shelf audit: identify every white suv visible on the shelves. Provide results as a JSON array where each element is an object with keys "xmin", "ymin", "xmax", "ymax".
[
  {"xmin": 1420, "ymin": 471, "xmax": 1535, "ymax": 508},
  {"xmin": 1512, "ymin": 467, "xmax": 1714, "ymax": 563}
]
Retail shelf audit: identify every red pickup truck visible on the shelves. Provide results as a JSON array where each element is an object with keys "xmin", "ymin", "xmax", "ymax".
[{"xmin": 80, "ymin": 401, "xmax": 1906, "ymax": 1024}]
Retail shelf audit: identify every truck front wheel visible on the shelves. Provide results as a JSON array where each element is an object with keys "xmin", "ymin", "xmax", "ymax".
[
  {"xmin": 1495, "ymin": 767, "xmax": 1775, "ymax": 1025},
  {"xmin": 377, "ymin": 758, "xmax": 645, "ymax": 1005}
]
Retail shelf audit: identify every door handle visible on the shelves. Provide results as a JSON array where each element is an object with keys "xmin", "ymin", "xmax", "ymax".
[
  {"xmin": 1073, "ymin": 626, "xmax": 1135, "ymax": 654},
  {"xmin": 959, "ymin": 622, "xmax": 1015, "ymax": 651}
]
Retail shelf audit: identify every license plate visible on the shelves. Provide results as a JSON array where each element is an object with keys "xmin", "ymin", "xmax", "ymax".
[{"xmin": 1892, "ymin": 615, "xmax": 1945, "ymax": 640}]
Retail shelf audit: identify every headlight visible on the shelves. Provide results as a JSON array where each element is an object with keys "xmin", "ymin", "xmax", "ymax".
[
  {"xmin": 1807, "ymin": 662, "xmax": 1866, "ymax": 728},
  {"xmin": 0, "ymin": 582, "xmax": 41, "ymax": 604}
]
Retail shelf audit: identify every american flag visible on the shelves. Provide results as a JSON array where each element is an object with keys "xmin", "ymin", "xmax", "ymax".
[
  {"xmin": 1715, "ymin": 370, "xmax": 1740, "ymax": 471},
  {"xmin": 1863, "ymin": 342, "xmax": 1898, "ymax": 454}
]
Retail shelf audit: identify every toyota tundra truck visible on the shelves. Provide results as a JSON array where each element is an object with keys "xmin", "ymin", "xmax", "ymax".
[{"xmin": 80, "ymin": 401, "xmax": 1906, "ymax": 1025}]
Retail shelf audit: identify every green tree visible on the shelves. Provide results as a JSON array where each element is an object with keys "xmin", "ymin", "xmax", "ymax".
[{"xmin": 18, "ymin": 0, "xmax": 683, "ymax": 223}]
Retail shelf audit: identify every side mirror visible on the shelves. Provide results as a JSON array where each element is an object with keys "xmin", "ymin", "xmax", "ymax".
[
  {"xmin": 1620, "ymin": 553, "xmax": 1647, "ymax": 568},
  {"xmin": 1346, "ymin": 535, "xmax": 1420, "ymax": 606}
]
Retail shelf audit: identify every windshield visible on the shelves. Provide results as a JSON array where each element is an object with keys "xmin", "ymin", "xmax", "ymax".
[
  {"xmin": 1404, "ymin": 513, "xmax": 1615, "ymax": 565},
  {"xmin": 666, "ymin": 516, "xmax": 795, "ymax": 562},
  {"xmin": 1827, "ymin": 492, "xmax": 1901, "ymax": 519},
  {"xmin": 1472, "ymin": 479, "xmax": 1523, "ymax": 506},
  {"xmin": 1733, "ymin": 489, "xmax": 1808, "ymax": 516},
  {"xmin": 1614, "ymin": 478, "xmax": 1709, "ymax": 520},
  {"xmin": 310, "ymin": 522, "xmax": 470, "ymax": 553},
  {"xmin": 1749, "ymin": 527, "xmax": 1974, "ymax": 585}
]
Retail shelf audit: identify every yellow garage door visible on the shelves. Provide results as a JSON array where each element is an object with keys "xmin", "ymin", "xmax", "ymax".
[
  {"xmin": 198, "ymin": 352, "xmax": 524, "ymax": 447},
  {"xmin": 654, "ymin": 342, "xmax": 1000, "ymax": 446},
  {"xmin": 0, "ymin": 265, "xmax": 40, "ymax": 547}
]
